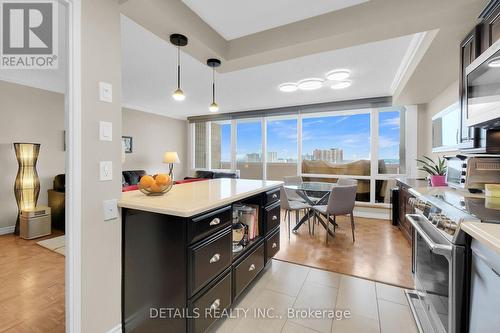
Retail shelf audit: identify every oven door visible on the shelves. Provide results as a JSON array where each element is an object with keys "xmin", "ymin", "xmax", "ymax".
[{"xmin": 407, "ymin": 214, "xmax": 464, "ymax": 333}]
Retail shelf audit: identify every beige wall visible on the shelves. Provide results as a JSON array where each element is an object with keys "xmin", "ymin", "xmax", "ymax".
[
  {"xmin": 0, "ymin": 81, "xmax": 65, "ymax": 231},
  {"xmin": 81, "ymin": 0, "xmax": 122, "ymax": 331},
  {"xmin": 417, "ymin": 80, "xmax": 460, "ymax": 159},
  {"xmin": 122, "ymin": 108, "xmax": 188, "ymax": 180}
]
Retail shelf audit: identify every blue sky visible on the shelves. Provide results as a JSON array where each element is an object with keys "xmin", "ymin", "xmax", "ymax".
[{"xmin": 218, "ymin": 110, "xmax": 401, "ymax": 162}]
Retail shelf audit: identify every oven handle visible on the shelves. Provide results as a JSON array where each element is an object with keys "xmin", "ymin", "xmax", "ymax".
[{"xmin": 406, "ymin": 214, "xmax": 453, "ymax": 258}]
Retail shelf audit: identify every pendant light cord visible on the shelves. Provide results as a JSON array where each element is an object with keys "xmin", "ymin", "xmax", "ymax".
[
  {"xmin": 212, "ymin": 68, "xmax": 216, "ymax": 103},
  {"xmin": 177, "ymin": 47, "xmax": 181, "ymax": 89}
]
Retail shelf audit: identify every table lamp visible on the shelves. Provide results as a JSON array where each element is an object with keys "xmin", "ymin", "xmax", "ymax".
[{"xmin": 163, "ymin": 152, "xmax": 180, "ymax": 179}]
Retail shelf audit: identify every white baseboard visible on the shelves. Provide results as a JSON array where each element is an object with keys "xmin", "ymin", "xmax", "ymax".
[
  {"xmin": 0, "ymin": 225, "xmax": 15, "ymax": 235},
  {"xmin": 354, "ymin": 207, "xmax": 390, "ymax": 220},
  {"xmin": 107, "ymin": 324, "xmax": 121, "ymax": 333}
]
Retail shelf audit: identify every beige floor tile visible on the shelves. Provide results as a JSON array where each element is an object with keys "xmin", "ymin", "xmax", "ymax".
[
  {"xmin": 306, "ymin": 268, "xmax": 341, "ymax": 288},
  {"xmin": 378, "ymin": 299, "xmax": 418, "ymax": 333},
  {"xmin": 331, "ymin": 313, "xmax": 380, "ymax": 333},
  {"xmin": 336, "ymin": 275, "xmax": 378, "ymax": 320},
  {"xmin": 258, "ymin": 260, "xmax": 310, "ymax": 297},
  {"xmin": 289, "ymin": 282, "xmax": 338, "ymax": 333},
  {"xmin": 375, "ymin": 283, "xmax": 408, "ymax": 306},
  {"xmin": 282, "ymin": 321, "xmax": 322, "ymax": 333}
]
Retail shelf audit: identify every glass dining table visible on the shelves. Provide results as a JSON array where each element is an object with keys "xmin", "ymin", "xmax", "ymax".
[{"xmin": 283, "ymin": 181, "xmax": 337, "ymax": 235}]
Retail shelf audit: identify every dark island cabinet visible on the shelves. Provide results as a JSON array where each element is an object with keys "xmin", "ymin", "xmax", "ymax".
[
  {"xmin": 122, "ymin": 187, "xmax": 281, "ymax": 333},
  {"xmin": 396, "ymin": 181, "xmax": 415, "ymax": 243}
]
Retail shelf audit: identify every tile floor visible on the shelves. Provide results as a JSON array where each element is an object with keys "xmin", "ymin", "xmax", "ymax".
[{"xmin": 209, "ymin": 260, "xmax": 418, "ymax": 333}]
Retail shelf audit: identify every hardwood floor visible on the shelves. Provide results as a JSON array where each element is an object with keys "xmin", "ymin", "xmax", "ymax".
[
  {"xmin": 275, "ymin": 211, "xmax": 414, "ymax": 289},
  {"xmin": 0, "ymin": 233, "xmax": 65, "ymax": 333}
]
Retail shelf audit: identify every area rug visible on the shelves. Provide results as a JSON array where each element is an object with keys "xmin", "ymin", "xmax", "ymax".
[{"xmin": 37, "ymin": 235, "xmax": 65, "ymax": 256}]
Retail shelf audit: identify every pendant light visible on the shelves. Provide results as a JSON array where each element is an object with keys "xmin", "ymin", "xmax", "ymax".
[
  {"xmin": 207, "ymin": 58, "xmax": 221, "ymax": 112},
  {"xmin": 170, "ymin": 34, "xmax": 188, "ymax": 101}
]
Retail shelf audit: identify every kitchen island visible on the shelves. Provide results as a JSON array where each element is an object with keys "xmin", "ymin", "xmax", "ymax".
[{"xmin": 118, "ymin": 179, "xmax": 283, "ymax": 333}]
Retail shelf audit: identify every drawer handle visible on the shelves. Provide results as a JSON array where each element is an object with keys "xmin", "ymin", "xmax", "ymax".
[
  {"xmin": 210, "ymin": 299, "xmax": 221, "ymax": 311},
  {"xmin": 249, "ymin": 264, "xmax": 256, "ymax": 271},
  {"xmin": 210, "ymin": 218, "xmax": 221, "ymax": 226},
  {"xmin": 272, "ymin": 242, "xmax": 277, "ymax": 249},
  {"xmin": 209, "ymin": 253, "xmax": 221, "ymax": 264},
  {"xmin": 272, "ymin": 194, "xmax": 278, "ymax": 199},
  {"xmin": 272, "ymin": 215, "xmax": 278, "ymax": 221}
]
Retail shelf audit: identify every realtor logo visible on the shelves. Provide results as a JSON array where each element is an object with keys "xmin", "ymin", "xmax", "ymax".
[{"xmin": 1, "ymin": 0, "xmax": 58, "ymax": 69}]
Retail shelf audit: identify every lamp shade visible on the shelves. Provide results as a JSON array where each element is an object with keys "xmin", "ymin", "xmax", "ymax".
[{"xmin": 163, "ymin": 152, "xmax": 180, "ymax": 164}]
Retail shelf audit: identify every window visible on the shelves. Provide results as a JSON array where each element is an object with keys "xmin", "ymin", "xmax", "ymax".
[
  {"xmin": 194, "ymin": 122, "xmax": 206, "ymax": 169},
  {"xmin": 236, "ymin": 119, "xmax": 262, "ymax": 179},
  {"xmin": 301, "ymin": 113, "xmax": 371, "ymax": 175},
  {"xmin": 210, "ymin": 121, "xmax": 231, "ymax": 169},
  {"xmin": 266, "ymin": 118, "xmax": 298, "ymax": 181},
  {"xmin": 378, "ymin": 110, "xmax": 402, "ymax": 174}
]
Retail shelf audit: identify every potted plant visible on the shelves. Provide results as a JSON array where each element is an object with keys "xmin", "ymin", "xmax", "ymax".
[{"xmin": 416, "ymin": 156, "xmax": 447, "ymax": 187}]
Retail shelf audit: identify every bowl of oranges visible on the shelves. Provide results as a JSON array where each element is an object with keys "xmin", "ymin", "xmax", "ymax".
[{"xmin": 138, "ymin": 173, "xmax": 173, "ymax": 196}]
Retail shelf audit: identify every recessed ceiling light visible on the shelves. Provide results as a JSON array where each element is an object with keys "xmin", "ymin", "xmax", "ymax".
[
  {"xmin": 330, "ymin": 81, "xmax": 352, "ymax": 89},
  {"xmin": 297, "ymin": 78, "xmax": 324, "ymax": 91},
  {"xmin": 488, "ymin": 56, "xmax": 500, "ymax": 68},
  {"xmin": 325, "ymin": 69, "xmax": 350, "ymax": 81},
  {"xmin": 279, "ymin": 83, "xmax": 298, "ymax": 92}
]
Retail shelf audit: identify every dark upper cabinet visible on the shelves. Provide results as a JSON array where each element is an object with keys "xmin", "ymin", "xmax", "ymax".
[
  {"xmin": 459, "ymin": 26, "xmax": 481, "ymax": 147},
  {"xmin": 480, "ymin": 1, "xmax": 500, "ymax": 53}
]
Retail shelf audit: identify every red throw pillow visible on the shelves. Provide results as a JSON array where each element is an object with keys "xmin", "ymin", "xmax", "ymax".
[{"xmin": 122, "ymin": 185, "xmax": 139, "ymax": 192}]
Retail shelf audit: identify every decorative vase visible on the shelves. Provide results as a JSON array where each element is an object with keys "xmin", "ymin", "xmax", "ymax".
[
  {"xmin": 14, "ymin": 143, "xmax": 41, "ymax": 235},
  {"xmin": 430, "ymin": 175, "xmax": 447, "ymax": 187}
]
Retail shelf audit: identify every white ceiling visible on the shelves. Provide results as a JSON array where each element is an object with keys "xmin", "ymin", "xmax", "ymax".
[
  {"xmin": 121, "ymin": 15, "xmax": 416, "ymax": 119},
  {"xmin": 181, "ymin": 0, "xmax": 369, "ymax": 40}
]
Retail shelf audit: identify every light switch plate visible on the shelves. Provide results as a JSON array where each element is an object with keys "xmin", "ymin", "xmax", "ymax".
[
  {"xmin": 103, "ymin": 199, "xmax": 118, "ymax": 221},
  {"xmin": 99, "ymin": 121, "xmax": 113, "ymax": 141},
  {"xmin": 99, "ymin": 82, "xmax": 113, "ymax": 103},
  {"xmin": 99, "ymin": 161, "xmax": 113, "ymax": 181}
]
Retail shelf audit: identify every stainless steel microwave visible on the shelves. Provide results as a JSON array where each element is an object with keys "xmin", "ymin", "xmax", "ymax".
[
  {"xmin": 466, "ymin": 39, "xmax": 500, "ymax": 129},
  {"xmin": 445, "ymin": 154, "xmax": 500, "ymax": 191}
]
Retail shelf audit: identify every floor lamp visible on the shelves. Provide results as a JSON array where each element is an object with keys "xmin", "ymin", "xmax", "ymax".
[{"xmin": 14, "ymin": 143, "xmax": 41, "ymax": 235}]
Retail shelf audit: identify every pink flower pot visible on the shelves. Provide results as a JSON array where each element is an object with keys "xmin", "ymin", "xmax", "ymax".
[{"xmin": 430, "ymin": 175, "xmax": 447, "ymax": 187}]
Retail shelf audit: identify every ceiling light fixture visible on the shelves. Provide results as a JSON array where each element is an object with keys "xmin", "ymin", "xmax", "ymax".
[
  {"xmin": 207, "ymin": 58, "xmax": 221, "ymax": 112},
  {"xmin": 297, "ymin": 78, "xmax": 324, "ymax": 91},
  {"xmin": 170, "ymin": 33, "xmax": 188, "ymax": 101},
  {"xmin": 325, "ymin": 69, "xmax": 351, "ymax": 81},
  {"xmin": 488, "ymin": 56, "xmax": 500, "ymax": 68},
  {"xmin": 279, "ymin": 83, "xmax": 298, "ymax": 92},
  {"xmin": 330, "ymin": 81, "xmax": 352, "ymax": 89}
]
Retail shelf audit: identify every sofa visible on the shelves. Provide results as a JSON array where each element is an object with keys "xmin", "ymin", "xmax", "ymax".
[{"xmin": 182, "ymin": 169, "xmax": 240, "ymax": 182}]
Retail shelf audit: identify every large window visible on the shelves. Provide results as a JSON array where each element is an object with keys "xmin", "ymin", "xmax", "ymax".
[
  {"xmin": 266, "ymin": 118, "xmax": 298, "ymax": 181},
  {"xmin": 237, "ymin": 119, "xmax": 263, "ymax": 180},
  {"xmin": 190, "ymin": 106, "xmax": 411, "ymax": 206}
]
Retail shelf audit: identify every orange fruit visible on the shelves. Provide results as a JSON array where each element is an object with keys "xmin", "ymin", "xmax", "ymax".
[
  {"xmin": 155, "ymin": 174, "xmax": 171, "ymax": 186},
  {"xmin": 149, "ymin": 182, "xmax": 163, "ymax": 193},
  {"xmin": 139, "ymin": 175, "xmax": 155, "ymax": 188}
]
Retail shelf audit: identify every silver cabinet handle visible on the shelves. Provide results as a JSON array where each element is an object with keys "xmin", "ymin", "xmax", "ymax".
[
  {"xmin": 272, "ymin": 215, "xmax": 278, "ymax": 221},
  {"xmin": 249, "ymin": 264, "xmax": 256, "ymax": 271},
  {"xmin": 210, "ymin": 299, "xmax": 221, "ymax": 311},
  {"xmin": 272, "ymin": 243, "xmax": 277, "ymax": 249},
  {"xmin": 272, "ymin": 194, "xmax": 278, "ymax": 199},
  {"xmin": 210, "ymin": 218, "xmax": 221, "ymax": 226},
  {"xmin": 209, "ymin": 253, "xmax": 220, "ymax": 264}
]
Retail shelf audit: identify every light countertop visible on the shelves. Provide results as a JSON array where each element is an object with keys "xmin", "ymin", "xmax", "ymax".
[
  {"xmin": 462, "ymin": 222, "xmax": 500, "ymax": 256},
  {"xmin": 118, "ymin": 178, "xmax": 283, "ymax": 217}
]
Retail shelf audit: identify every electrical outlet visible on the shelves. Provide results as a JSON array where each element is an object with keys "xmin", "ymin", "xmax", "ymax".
[
  {"xmin": 103, "ymin": 199, "xmax": 118, "ymax": 221},
  {"xmin": 99, "ymin": 161, "xmax": 113, "ymax": 181}
]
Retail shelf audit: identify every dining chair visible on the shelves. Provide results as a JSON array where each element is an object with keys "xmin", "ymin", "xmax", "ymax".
[
  {"xmin": 312, "ymin": 182, "xmax": 358, "ymax": 244},
  {"xmin": 283, "ymin": 176, "xmax": 306, "ymax": 203},
  {"xmin": 280, "ymin": 186, "xmax": 311, "ymax": 239},
  {"xmin": 337, "ymin": 178, "xmax": 358, "ymax": 186}
]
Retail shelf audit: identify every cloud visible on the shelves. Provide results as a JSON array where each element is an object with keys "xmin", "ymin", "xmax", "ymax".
[
  {"xmin": 379, "ymin": 135, "xmax": 399, "ymax": 147},
  {"xmin": 380, "ymin": 117, "xmax": 400, "ymax": 127}
]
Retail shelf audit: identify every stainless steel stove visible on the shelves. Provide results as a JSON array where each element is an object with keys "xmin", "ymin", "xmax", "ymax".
[{"xmin": 405, "ymin": 190, "xmax": 480, "ymax": 333}]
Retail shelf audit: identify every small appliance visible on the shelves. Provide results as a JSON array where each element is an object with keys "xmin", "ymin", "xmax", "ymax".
[
  {"xmin": 445, "ymin": 154, "xmax": 500, "ymax": 192},
  {"xmin": 20, "ymin": 206, "xmax": 51, "ymax": 239}
]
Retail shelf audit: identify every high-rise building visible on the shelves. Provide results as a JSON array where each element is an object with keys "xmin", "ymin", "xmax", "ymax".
[
  {"xmin": 267, "ymin": 151, "xmax": 278, "ymax": 162},
  {"xmin": 312, "ymin": 148, "xmax": 343, "ymax": 163},
  {"xmin": 246, "ymin": 153, "xmax": 260, "ymax": 162}
]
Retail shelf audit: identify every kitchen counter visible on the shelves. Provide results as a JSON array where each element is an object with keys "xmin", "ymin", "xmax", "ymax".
[
  {"xmin": 462, "ymin": 222, "xmax": 500, "ymax": 256},
  {"xmin": 118, "ymin": 178, "xmax": 283, "ymax": 217}
]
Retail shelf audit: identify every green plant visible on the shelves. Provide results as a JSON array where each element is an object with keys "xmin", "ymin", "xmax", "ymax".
[{"xmin": 416, "ymin": 156, "xmax": 446, "ymax": 176}]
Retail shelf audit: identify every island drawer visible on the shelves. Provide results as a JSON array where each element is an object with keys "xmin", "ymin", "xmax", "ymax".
[
  {"xmin": 233, "ymin": 242, "xmax": 265, "ymax": 299},
  {"xmin": 265, "ymin": 227, "xmax": 280, "ymax": 264},
  {"xmin": 188, "ymin": 270, "xmax": 232, "ymax": 333},
  {"xmin": 188, "ymin": 206, "xmax": 232, "ymax": 244},
  {"xmin": 188, "ymin": 228, "xmax": 232, "ymax": 297},
  {"xmin": 265, "ymin": 188, "xmax": 280, "ymax": 206},
  {"xmin": 265, "ymin": 202, "xmax": 281, "ymax": 232}
]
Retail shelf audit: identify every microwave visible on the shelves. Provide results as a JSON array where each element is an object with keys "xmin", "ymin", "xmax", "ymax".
[
  {"xmin": 465, "ymin": 39, "xmax": 500, "ymax": 129},
  {"xmin": 446, "ymin": 154, "xmax": 500, "ymax": 192}
]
